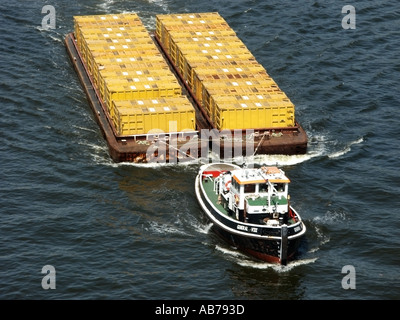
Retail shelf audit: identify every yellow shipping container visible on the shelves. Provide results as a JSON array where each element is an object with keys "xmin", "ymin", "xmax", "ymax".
[
  {"xmin": 169, "ymin": 35, "xmax": 242, "ymax": 56},
  {"xmin": 113, "ymin": 96, "xmax": 194, "ymax": 110},
  {"xmin": 86, "ymin": 42, "xmax": 156, "ymax": 56},
  {"xmin": 84, "ymin": 34, "xmax": 151, "ymax": 45},
  {"xmin": 180, "ymin": 46, "xmax": 253, "ymax": 57},
  {"xmin": 200, "ymin": 83, "xmax": 279, "ymax": 118},
  {"xmin": 167, "ymin": 29, "xmax": 237, "ymax": 40},
  {"xmin": 156, "ymin": 12, "xmax": 230, "ymax": 44},
  {"xmin": 98, "ymin": 65, "xmax": 173, "ymax": 83},
  {"xmin": 177, "ymin": 40, "xmax": 249, "ymax": 53},
  {"xmin": 158, "ymin": 23, "xmax": 233, "ymax": 47},
  {"xmin": 201, "ymin": 78, "xmax": 280, "ymax": 107},
  {"xmin": 96, "ymin": 68, "xmax": 178, "ymax": 99},
  {"xmin": 92, "ymin": 55, "xmax": 167, "ymax": 76},
  {"xmin": 75, "ymin": 25, "xmax": 145, "ymax": 48},
  {"xmin": 84, "ymin": 38, "xmax": 155, "ymax": 58},
  {"xmin": 103, "ymin": 80, "xmax": 182, "ymax": 111},
  {"xmin": 74, "ymin": 13, "xmax": 143, "ymax": 28},
  {"xmin": 99, "ymin": 74, "xmax": 179, "ymax": 104},
  {"xmin": 89, "ymin": 48, "xmax": 161, "ymax": 60},
  {"xmin": 211, "ymin": 94, "xmax": 295, "ymax": 129},
  {"xmin": 170, "ymin": 40, "xmax": 248, "ymax": 67},
  {"xmin": 201, "ymin": 80, "xmax": 281, "ymax": 114},
  {"xmin": 182, "ymin": 50, "xmax": 256, "ymax": 63},
  {"xmin": 157, "ymin": 12, "xmax": 224, "ymax": 23},
  {"xmin": 179, "ymin": 50, "xmax": 255, "ymax": 77},
  {"xmin": 158, "ymin": 17, "xmax": 230, "ymax": 32},
  {"xmin": 76, "ymin": 29, "xmax": 150, "ymax": 51},
  {"xmin": 168, "ymin": 44, "xmax": 253, "ymax": 72},
  {"xmin": 213, "ymin": 102, "xmax": 294, "ymax": 130},
  {"xmin": 74, "ymin": 13, "xmax": 144, "ymax": 47},
  {"xmin": 210, "ymin": 93, "xmax": 292, "ymax": 110},
  {"xmin": 206, "ymin": 86, "xmax": 283, "ymax": 102},
  {"xmin": 93, "ymin": 61, "xmax": 171, "ymax": 87},
  {"xmin": 80, "ymin": 30, "xmax": 149, "ymax": 43},
  {"xmin": 176, "ymin": 49, "xmax": 256, "ymax": 80},
  {"xmin": 94, "ymin": 55, "xmax": 166, "ymax": 66},
  {"xmin": 98, "ymin": 61, "xmax": 170, "ymax": 71},
  {"xmin": 85, "ymin": 43, "xmax": 161, "ymax": 77},
  {"xmin": 202, "ymin": 78, "xmax": 279, "ymax": 94},
  {"xmin": 87, "ymin": 48, "xmax": 162, "ymax": 73},
  {"xmin": 78, "ymin": 25, "xmax": 148, "ymax": 37},
  {"xmin": 191, "ymin": 65, "xmax": 268, "ymax": 102},
  {"xmin": 74, "ymin": 13, "xmax": 142, "ymax": 22},
  {"xmin": 184, "ymin": 60, "xmax": 262, "ymax": 86},
  {"xmin": 160, "ymin": 29, "xmax": 238, "ymax": 54},
  {"xmin": 113, "ymin": 99, "xmax": 196, "ymax": 136}
]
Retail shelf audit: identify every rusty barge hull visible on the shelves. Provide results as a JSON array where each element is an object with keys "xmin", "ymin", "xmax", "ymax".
[{"xmin": 65, "ymin": 31, "xmax": 307, "ymax": 163}]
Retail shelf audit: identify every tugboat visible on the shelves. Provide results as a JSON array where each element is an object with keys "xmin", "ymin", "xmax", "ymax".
[{"xmin": 195, "ymin": 163, "xmax": 306, "ymax": 265}]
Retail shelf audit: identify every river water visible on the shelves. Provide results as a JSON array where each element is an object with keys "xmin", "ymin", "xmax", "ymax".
[{"xmin": 1, "ymin": 0, "xmax": 399, "ymax": 301}]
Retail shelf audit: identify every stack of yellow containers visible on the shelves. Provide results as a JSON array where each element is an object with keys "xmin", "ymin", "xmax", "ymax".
[
  {"xmin": 156, "ymin": 12, "xmax": 295, "ymax": 130},
  {"xmin": 74, "ymin": 13, "xmax": 195, "ymax": 136}
]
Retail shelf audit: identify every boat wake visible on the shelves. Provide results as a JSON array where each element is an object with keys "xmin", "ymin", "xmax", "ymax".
[
  {"xmin": 97, "ymin": 0, "xmax": 118, "ymax": 12},
  {"xmin": 215, "ymin": 245, "xmax": 317, "ymax": 272},
  {"xmin": 308, "ymin": 225, "xmax": 330, "ymax": 254},
  {"xmin": 145, "ymin": 220, "xmax": 188, "ymax": 236},
  {"xmin": 147, "ymin": 0, "xmax": 170, "ymax": 11},
  {"xmin": 237, "ymin": 257, "xmax": 318, "ymax": 272},
  {"xmin": 328, "ymin": 137, "xmax": 364, "ymax": 159},
  {"xmin": 191, "ymin": 221, "xmax": 213, "ymax": 235},
  {"xmin": 73, "ymin": 125, "xmax": 98, "ymax": 134},
  {"xmin": 205, "ymin": 132, "xmax": 356, "ymax": 167},
  {"xmin": 34, "ymin": 25, "xmax": 64, "ymax": 43},
  {"xmin": 250, "ymin": 152, "xmax": 320, "ymax": 166},
  {"xmin": 115, "ymin": 159, "xmax": 201, "ymax": 168},
  {"xmin": 78, "ymin": 140, "xmax": 108, "ymax": 152},
  {"xmin": 312, "ymin": 208, "xmax": 349, "ymax": 226},
  {"xmin": 308, "ymin": 133, "xmax": 364, "ymax": 160}
]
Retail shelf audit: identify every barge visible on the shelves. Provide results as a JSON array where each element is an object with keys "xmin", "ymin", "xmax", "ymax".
[{"xmin": 64, "ymin": 12, "xmax": 307, "ymax": 163}]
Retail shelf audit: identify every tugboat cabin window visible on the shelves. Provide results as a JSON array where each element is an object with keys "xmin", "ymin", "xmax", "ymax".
[
  {"xmin": 232, "ymin": 179, "xmax": 239, "ymax": 192},
  {"xmin": 259, "ymin": 183, "xmax": 268, "ymax": 193},
  {"xmin": 244, "ymin": 183, "xmax": 256, "ymax": 193},
  {"xmin": 275, "ymin": 183, "xmax": 285, "ymax": 192}
]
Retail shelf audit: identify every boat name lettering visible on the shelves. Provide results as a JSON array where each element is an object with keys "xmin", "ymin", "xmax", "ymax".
[
  {"xmin": 237, "ymin": 225, "xmax": 248, "ymax": 231},
  {"xmin": 237, "ymin": 225, "xmax": 258, "ymax": 233}
]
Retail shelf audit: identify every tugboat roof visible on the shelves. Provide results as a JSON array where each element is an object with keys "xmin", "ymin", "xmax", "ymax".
[{"xmin": 232, "ymin": 166, "xmax": 290, "ymax": 185}]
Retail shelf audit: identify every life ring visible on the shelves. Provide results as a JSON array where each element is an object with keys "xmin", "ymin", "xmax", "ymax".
[
  {"xmin": 225, "ymin": 180, "xmax": 231, "ymax": 191},
  {"xmin": 289, "ymin": 208, "xmax": 296, "ymax": 220},
  {"xmin": 235, "ymin": 194, "xmax": 239, "ymax": 205}
]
